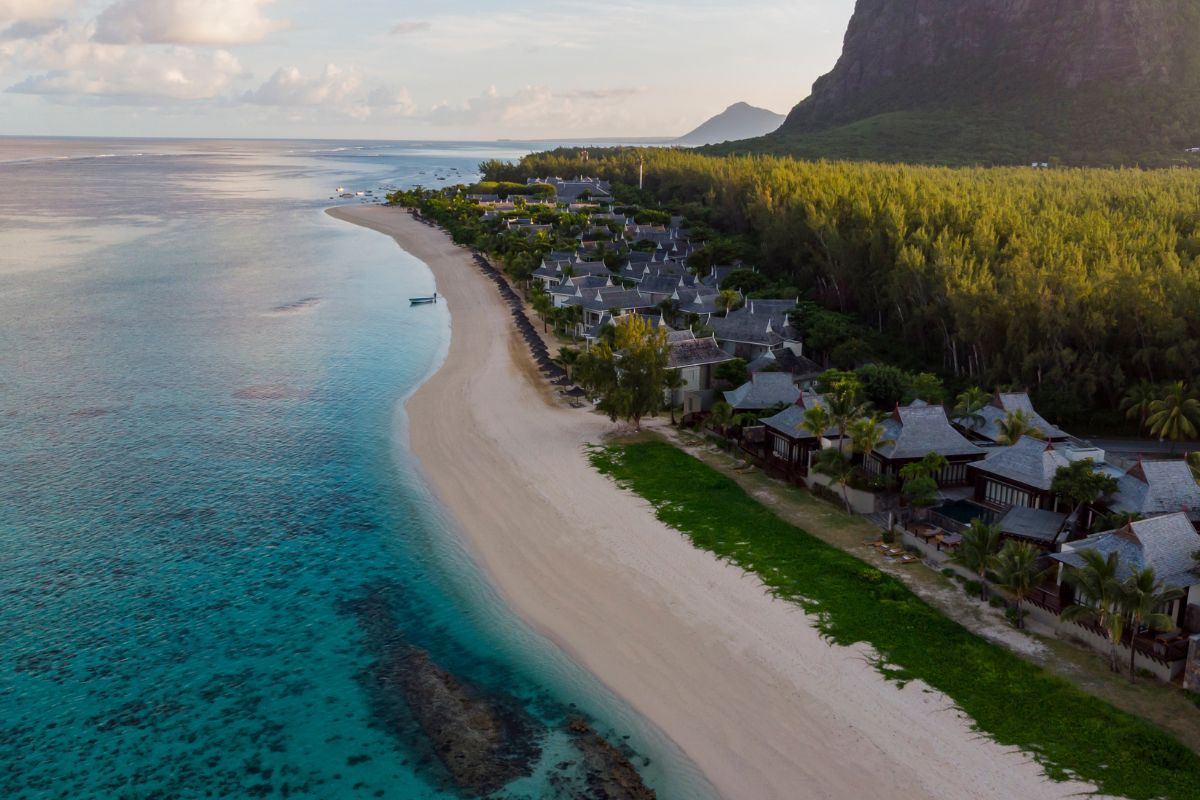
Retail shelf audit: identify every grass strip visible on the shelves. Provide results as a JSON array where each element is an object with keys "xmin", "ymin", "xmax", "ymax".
[{"xmin": 590, "ymin": 440, "xmax": 1200, "ymax": 800}]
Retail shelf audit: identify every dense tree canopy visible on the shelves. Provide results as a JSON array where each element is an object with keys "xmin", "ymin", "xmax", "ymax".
[{"xmin": 484, "ymin": 149, "xmax": 1200, "ymax": 420}]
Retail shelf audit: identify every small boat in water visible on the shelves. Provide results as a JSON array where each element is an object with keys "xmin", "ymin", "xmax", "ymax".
[{"xmin": 409, "ymin": 294, "xmax": 438, "ymax": 305}]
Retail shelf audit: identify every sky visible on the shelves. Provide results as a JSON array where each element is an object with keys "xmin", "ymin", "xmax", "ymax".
[{"xmin": 0, "ymin": 0, "xmax": 855, "ymax": 140}]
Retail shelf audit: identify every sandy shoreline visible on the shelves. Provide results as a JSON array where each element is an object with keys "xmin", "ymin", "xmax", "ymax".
[{"xmin": 327, "ymin": 204, "xmax": 1094, "ymax": 800}]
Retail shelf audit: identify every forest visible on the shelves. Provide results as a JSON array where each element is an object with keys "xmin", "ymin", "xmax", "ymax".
[{"xmin": 483, "ymin": 149, "xmax": 1200, "ymax": 424}]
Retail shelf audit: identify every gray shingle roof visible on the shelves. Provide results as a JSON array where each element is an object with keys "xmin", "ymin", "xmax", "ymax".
[
  {"xmin": 669, "ymin": 336, "xmax": 734, "ymax": 369},
  {"xmin": 724, "ymin": 372, "xmax": 801, "ymax": 411},
  {"xmin": 1052, "ymin": 512, "xmax": 1200, "ymax": 589},
  {"xmin": 548, "ymin": 275, "xmax": 609, "ymax": 297},
  {"xmin": 577, "ymin": 288, "xmax": 655, "ymax": 313},
  {"xmin": 760, "ymin": 391, "xmax": 837, "ymax": 438},
  {"xmin": 876, "ymin": 402, "xmax": 985, "ymax": 460},
  {"xmin": 1111, "ymin": 460, "xmax": 1200, "ymax": 518},
  {"xmin": 969, "ymin": 436, "xmax": 1071, "ymax": 491},
  {"xmin": 971, "ymin": 392, "xmax": 1069, "ymax": 442},
  {"xmin": 998, "ymin": 506, "xmax": 1069, "ymax": 545},
  {"xmin": 710, "ymin": 310, "xmax": 782, "ymax": 347}
]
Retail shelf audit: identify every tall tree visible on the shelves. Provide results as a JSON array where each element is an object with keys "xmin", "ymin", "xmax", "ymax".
[
  {"xmin": 824, "ymin": 376, "xmax": 867, "ymax": 448},
  {"xmin": 813, "ymin": 447, "xmax": 855, "ymax": 512},
  {"xmin": 1061, "ymin": 549, "xmax": 1125, "ymax": 672},
  {"xmin": 951, "ymin": 521, "xmax": 1004, "ymax": 600},
  {"xmin": 576, "ymin": 315, "xmax": 671, "ymax": 430},
  {"xmin": 990, "ymin": 540, "xmax": 1052, "ymax": 629},
  {"xmin": 663, "ymin": 368, "xmax": 685, "ymax": 425},
  {"xmin": 1118, "ymin": 567, "xmax": 1183, "ymax": 683}
]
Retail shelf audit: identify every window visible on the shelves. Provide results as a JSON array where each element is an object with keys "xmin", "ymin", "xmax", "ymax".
[
  {"xmin": 935, "ymin": 461, "xmax": 969, "ymax": 486},
  {"xmin": 984, "ymin": 479, "xmax": 1032, "ymax": 509}
]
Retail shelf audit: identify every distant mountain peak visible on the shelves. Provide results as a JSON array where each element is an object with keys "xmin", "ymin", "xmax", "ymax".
[{"xmin": 676, "ymin": 102, "xmax": 784, "ymax": 147}]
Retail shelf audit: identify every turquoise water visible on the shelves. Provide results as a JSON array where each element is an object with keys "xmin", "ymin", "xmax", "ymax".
[{"xmin": 0, "ymin": 139, "xmax": 713, "ymax": 799}]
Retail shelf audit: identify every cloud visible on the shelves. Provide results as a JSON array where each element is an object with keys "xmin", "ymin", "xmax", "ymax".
[
  {"xmin": 7, "ymin": 25, "xmax": 244, "ymax": 101},
  {"xmin": 389, "ymin": 21, "xmax": 429, "ymax": 36},
  {"xmin": 0, "ymin": 18, "xmax": 65, "ymax": 40},
  {"xmin": 427, "ymin": 84, "xmax": 645, "ymax": 132},
  {"xmin": 0, "ymin": 0, "xmax": 74, "ymax": 21},
  {"xmin": 94, "ymin": 0, "xmax": 286, "ymax": 45},
  {"xmin": 241, "ymin": 64, "xmax": 414, "ymax": 120}
]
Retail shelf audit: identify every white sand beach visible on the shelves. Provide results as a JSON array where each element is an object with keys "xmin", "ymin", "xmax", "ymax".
[{"xmin": 327, "ymin": 204, "xmax": 1096, "ymax": 800}]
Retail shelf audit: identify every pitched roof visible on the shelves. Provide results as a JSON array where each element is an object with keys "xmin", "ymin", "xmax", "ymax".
[
  {"xmin": 761, "ymin": 391, "xmax": 837, "ymax": 438},
  {"xmin": 997, "ymin": 506, "xmax": 1069, "ymax": 545},
  {"xmin": 971, "ymin": 392, "xmax": 1069, "ymax": 442},
  {"xmin": 875, "ymin": 401, "xmax": 985, "ymax": 460},
  {"xmin": 969, "ymin": 436, "xmax": 1071, "ymax": 491},
  {"xmin": 547, "ymin": 275, "xmax": 609, "ymax": 296},
  {"xmin": 669, "ymin": 336, "xmax": 734, "ymax": 369},
  {"xmin": 724, "ymin": 372, "xmax": 801, "ymax": 411},
  {"xmin": 746, "ymin": 348, "xmax": 824, "ymax": 381},
  {"xmin": 1052, "ymin": 512, "xmax": 1200, "ymax": 589},
  {"xmin": 1111, "ymin": 459, "xmax": 1200, "ymax": 518}
]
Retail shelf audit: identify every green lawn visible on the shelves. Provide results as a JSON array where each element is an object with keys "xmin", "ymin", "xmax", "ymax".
[{"xmin": 590, "ymin": 440, "xmax": 1200, "ymax": 800}]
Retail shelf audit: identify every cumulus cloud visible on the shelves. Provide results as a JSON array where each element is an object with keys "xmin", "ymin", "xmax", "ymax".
[
  {"xmin": 428, "ymin": 84, "xmax": 645, "ymax": 131},
  {"xmin": 94, "ymin": 0, "xmax": 286, "ymax": 45},
  {"xmin": 6, "ymin": 25, "xmax": 244, "ymax": 101},
  {"xmin": 389, "ymin": 21, "xmax": 429, "ymax": 36},
  {"xmin": 242, "ymin": 64, "xmax": 414, "ymax": 120}
]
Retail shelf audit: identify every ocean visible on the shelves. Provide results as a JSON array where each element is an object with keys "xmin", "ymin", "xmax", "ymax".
[{"xmin": 0, "ymin": 138, "xmax": 714, "ymax": 799}]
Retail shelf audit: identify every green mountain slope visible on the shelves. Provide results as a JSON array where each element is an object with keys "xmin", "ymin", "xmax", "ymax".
[{"xmin": 713, "ymin": 0, "xmax": 1200, "ymax": 166}]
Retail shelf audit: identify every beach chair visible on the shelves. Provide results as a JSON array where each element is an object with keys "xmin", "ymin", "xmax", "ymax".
[{"xmin": 894, "ymin": 554, "xmax": 919, "ymax": 565}]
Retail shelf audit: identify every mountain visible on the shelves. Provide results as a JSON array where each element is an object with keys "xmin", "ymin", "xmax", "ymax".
[
  {"xmin": 675, "ymin": 102, "xmax": 784, "ymax": 146},
  {"xmin": 714, "ymin": 0, "xmax": 1200, "ymax": 166}
]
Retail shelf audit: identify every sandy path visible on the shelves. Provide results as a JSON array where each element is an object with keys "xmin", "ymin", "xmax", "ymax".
[{"xmin": 327, "ymin": 204, "xmax": 1096, "ymax": 800}]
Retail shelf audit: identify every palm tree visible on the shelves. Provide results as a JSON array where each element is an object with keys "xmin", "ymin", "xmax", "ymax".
[
  {"xmin": 531, "ymin": 290, "xmax": 553, "ymax": 332},
  {"xmin": 1119, "ymin": 567, "xmax": 1184, "ymax": 683},
  {"xmin": 952, "ymin": 386, "xmax": 990, "ymax": 431},
  {"xmin": 996, "ymin": 409, "xmax": 1045, "ymax": 445},
  {"xmin": 1120, "ymin": 381, "xmax": 1159, "ymax": 433},
  {"xmin": 663, "ymin": 368, "xmax": 685, "ymax": 425},
  {"xmin": 1061, "ymin": 549, "xmax": 1125, "ymax": 671},
  {"xmin": 849, "ymin": 414, "xmax": 893, "ymax": 460},
  {"xmin": 951, "ymin": 521, "xmax": 1003, "ymax": 600},
  {"xmin": 825, "ymin": 377, "xmax": 867, "ymax": 449},
  {"xmin": 813, "ymin": 447, "xmax": 855, "ymax": 512},
  {"xmin": 707, "ymin": 401, "xmax": 733, "ymax": 435},
  {"xmin": 1146, "ymin": 381, "xmax": 1200, "ymax": 452},
  {"xmin": 716, "ymin": 289, "xmax": 742, "ymax": 316},
  {"xmin": 801, "ymin": 404, "xmax": 832, "ymax": 440},
  {"xmin": 557, "ymin": 347, "xmax": 580, "ymax": 382},
  {"xmin": 1051, "ymin": 458, "xmax": 1119, "ymax": 531},
  {"xmin": 990, "ymin": 540, "xmax": 1052, "ymax": 629}
]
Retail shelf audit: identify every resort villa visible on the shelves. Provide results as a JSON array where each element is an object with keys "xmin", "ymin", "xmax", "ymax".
[
  {"xmin": 863, "ymin": 401, "xmax": 986, "ymax": 486},
  {"xmin": 667, "ymin": 331, "xmax": 735, "ymax": 414}
]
